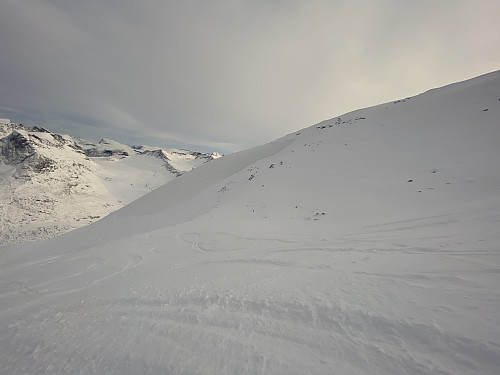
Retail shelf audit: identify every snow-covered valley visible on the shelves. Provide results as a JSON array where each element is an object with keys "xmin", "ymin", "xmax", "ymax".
[
  {"xmin": 0, "ymin": 122, "xmax": 220, "ymax": 245},
  {"xmin": 0, "ymin": 71, "xmax": 499, "ymax": 374}
]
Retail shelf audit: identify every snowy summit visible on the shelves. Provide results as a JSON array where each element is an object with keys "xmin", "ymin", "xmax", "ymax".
[
  {"xmin": 0, "ymin": 124, "xmax": 220, "ymax": 245},
  {"xmin": 0, "ymin": 71, "xmax": 499, "ymax": 374}
]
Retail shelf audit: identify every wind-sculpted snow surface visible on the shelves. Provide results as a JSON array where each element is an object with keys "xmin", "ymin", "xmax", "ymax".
[{"xmin": 0, "ymin": 71, "xmax": 499, "ymax": 374}]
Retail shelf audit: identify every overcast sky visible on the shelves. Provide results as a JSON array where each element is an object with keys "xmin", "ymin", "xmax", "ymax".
[{"xmin": 1, "ymin": 0, "xmax": 499, "ymax": 153}]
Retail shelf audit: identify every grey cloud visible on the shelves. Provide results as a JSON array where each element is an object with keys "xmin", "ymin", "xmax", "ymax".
[{"xmin": 1, "ymin": 0, "xmax": 499, "ymax": 153}]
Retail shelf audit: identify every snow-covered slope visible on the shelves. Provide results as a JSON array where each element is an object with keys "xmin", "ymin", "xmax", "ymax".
[
  {"xmin": 1, "ymin": 71, "xmax": 499, "ymax": 374},
  {"xmin": 0, "ymin": 124, "xmax": 220, "ymax": 245}
]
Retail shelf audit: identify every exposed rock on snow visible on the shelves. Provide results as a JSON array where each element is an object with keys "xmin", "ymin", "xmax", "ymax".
[{"xmin": 0, "ymin": 131, "xmax": 36, "ymax": 164}]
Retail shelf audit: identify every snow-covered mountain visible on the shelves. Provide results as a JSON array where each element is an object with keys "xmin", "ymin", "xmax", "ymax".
[
  {"xmin": 0, "ymin": 120, "xmax": 221, "ymax": 245},
  {"xmin": 1, "ymin": 71, "xmax": 499, "ymax": 374}
]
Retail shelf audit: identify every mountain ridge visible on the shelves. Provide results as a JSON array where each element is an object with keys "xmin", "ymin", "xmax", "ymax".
[{"xmin": 0, "ymin": 120, "xmax": 221, "ymax": 245}]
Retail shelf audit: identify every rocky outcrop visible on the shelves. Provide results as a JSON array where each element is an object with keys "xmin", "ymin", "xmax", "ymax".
[{"xmin": 0, "ymin": 131, "xmax": 36, "ymax": 165}]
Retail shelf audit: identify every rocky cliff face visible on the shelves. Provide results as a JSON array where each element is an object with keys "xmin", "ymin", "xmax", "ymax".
[{"xmin": 0, "ymin": 131, "xmax": 36, "ymax": 165}]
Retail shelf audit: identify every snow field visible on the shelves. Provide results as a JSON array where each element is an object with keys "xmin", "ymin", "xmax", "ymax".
[{"xmin": 0, "ymin": 71, "xmax": 499, "ymax": 374}]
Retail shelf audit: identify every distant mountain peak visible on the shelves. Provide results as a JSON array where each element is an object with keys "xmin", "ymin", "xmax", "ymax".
[{"xmin": 0, "ymin": 121, "xmax": 221, "ymax": 245}]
